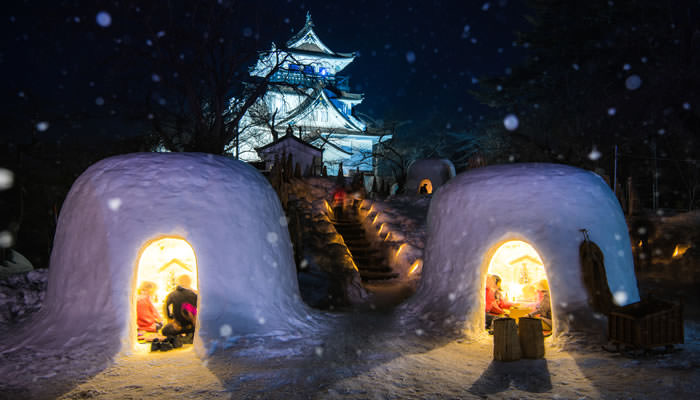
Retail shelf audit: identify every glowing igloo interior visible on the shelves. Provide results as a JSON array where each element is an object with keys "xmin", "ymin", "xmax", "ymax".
[
  {"xmin": 133, "ymin": 237, "xmax": 198, "ymax": 351},
  {"xmin": 486, "ymin": 240, "xmax": 552, "ymax": 330},
  {"xmin": 418, "ymin": 179, "xmax": 433, "ymax": 194}
]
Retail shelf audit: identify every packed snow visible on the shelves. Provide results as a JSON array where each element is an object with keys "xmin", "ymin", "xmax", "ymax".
[{"xmin": 1, "ymin": 161, "xmax": 699, "ymax": 399}]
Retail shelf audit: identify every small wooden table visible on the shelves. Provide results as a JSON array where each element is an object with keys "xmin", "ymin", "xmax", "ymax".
[{"xmin": 508, "ymin": 306, "xmax": 534, "ymax": 322}]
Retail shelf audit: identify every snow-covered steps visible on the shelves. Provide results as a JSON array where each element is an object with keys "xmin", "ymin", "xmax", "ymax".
[{"xmin": 333, "ymin": 212, "xmax": 398, "ymax": 281}]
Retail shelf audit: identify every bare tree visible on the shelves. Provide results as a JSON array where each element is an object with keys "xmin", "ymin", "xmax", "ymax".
[{"xmin": 112, "ymin": 1, "xmax": 297, "ymax": 155}]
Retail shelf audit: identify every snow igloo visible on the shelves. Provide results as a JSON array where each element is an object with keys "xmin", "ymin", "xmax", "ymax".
[
  {"xmin": 404, "ymin": 163, "xmax": 640, "ymax": 337},
  {"xmin": 12, "ymin": 152, "xmax": 309, "ymax": 358},
  {"xmin": 405, "ymin": 159, "xmax": 456, "ymax": 194}
]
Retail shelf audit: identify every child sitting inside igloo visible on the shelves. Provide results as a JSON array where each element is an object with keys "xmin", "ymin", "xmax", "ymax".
[
  {"xmin": 136, "ymin": 281, "xmax": 164, "ymax": 341},
  {"xmin": 485, "ymin": 274, "xmax": 513, "ymax": 329}
]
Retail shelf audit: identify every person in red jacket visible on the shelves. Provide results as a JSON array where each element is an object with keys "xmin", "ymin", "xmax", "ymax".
[
  {"xmin": 331, "ymin": 185, "xmax": 347, "ymax": 219},
  {"xmin": 485, "ymin": 274, "xmax": 511, "ymax": 329},
  {"xmin": 136, "ymin": 281, "xmax": 163, "ymax": 333}
]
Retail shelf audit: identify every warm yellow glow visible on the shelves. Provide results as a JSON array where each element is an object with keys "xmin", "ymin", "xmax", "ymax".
[
  {"xmin": 487, "ymin": 240, "xmax": 547, "ymax": 304},
  {"xmin": 384, "ymin": 232, "xmax": 391, "ymax": 241},
  {"xmin": 368, "ymin": 205, "xmax": 375, "ymax": 214},
  {"xmin": 672, "ymin": 244, "xmax": 690, "ymax": 258},
  {"xmin": 395, "ymin": 243, "xmax": 407, "ymax": 257},
  {"xmin": 418, "ymin": 179, "xmax": 433, "ymax": 194},
  {"xmin": 324, "ymin": 200, "xmax": 334, "ymax": 216},
  {"xmin": 638, "ymin": 240, "xmax": 643, "ymax": 247},
  {"xmin": 372, "ymin": 213, "xmax": 380, "ymax": 225},
  {"xmin": 408, "ymin": 259, "xmax": 423, "ymax": 275},
  {"xmin": 135, "ymin": 237, "xmax": 198, "ymax": 325},
  {"xmin": 377, "ymin": 223, "xmax": 386, "ymax": 235}
]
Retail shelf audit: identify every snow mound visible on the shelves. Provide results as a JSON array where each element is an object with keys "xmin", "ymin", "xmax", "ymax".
[
  {"xmin": 402, "ymin": 163, "xmax": 640, "ymax": 336},
  {"xmin": 0, "ymin": 153, "xmax": 314, "ymax": 359},
  {"xmin": 405, "ymin": 158, "xmax": 456, "ymax": 194}
]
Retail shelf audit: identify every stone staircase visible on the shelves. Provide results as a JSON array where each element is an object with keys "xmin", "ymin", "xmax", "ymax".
[{"xmin": 333, "ymin": 210, "xmax": 398, "ymax": 282}]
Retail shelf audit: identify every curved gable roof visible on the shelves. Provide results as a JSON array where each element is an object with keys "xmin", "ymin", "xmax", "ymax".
[{"xmin": 286, "ymin": 12, "xmax": 354, "ymax": 60}]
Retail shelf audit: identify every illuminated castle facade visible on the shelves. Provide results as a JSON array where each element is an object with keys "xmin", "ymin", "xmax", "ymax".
[{"xmin": 233, "ymin": 13, "xmax": 390, "ymax": 176}]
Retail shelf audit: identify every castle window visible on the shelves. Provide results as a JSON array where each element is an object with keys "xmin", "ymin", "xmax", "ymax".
[
  {"xmin": 319, "ymin": 67, "xmax": 328, "ymax": 76},
  {"xmin": 303, "ymin": 65, "xmax": 314, "ymax": 74},
  {"xmin": 288, "ymin": 64, "xmax": 301, "ymax": 71}
]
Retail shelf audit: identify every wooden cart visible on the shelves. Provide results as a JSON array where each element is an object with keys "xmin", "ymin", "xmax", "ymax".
[{"xmin": 607, "ymin": 297, "xmax": 684, "ymax": 352}]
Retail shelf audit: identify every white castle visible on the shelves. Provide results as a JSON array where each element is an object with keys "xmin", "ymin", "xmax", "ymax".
[{"xmin": 232, "ymin": 13, "xmax": 390, "ymax": 176}]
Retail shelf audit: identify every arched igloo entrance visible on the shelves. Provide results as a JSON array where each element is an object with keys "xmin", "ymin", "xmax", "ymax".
[
  {"xmin": 133, "ymin": 237, "xmax": 198, "ymax": 351},
  {"xmin": 400, "ymin": 163, "xmax": 640, "ymax": 338},
  {"xmin": 418, "ymin": 179, "xmax": 433, "ymax": 194},
  {"xmin": 485, "ymin": 240, "xmax": 553, "ymax": 333}
]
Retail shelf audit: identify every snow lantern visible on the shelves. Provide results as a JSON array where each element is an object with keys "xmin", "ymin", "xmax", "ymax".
[
  {"xmin": 12, "ymin": 153, "xmax": 309, "ymax": 358},
  {"xmin": 405, "ymin": 159, "xmax": 456, "ymax": 194},
  {"xmin": 403, "ymin": 163, "xmax": 639, "ymax": 337}
]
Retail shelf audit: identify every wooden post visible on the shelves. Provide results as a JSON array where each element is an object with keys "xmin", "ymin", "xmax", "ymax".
[
  {"xmin": 518, "ymin": 317, "xmax": 545, "ymax": 359},
  {"xmin": 493, "ymin": 317, "xmax": 521, "ymax": 361}
]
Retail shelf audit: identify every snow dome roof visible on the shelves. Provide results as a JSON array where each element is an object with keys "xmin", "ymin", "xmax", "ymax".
[
  {"xmin": 6, "ymin": 153, "xmax": 312, "ymax": 358},
  {"xmin": 401, "ymin": 163, "xmax": 640, "ymax": 336},
  {"xmin": 405, "ymin": 159, "xmax": 456, "ymax": 194}
]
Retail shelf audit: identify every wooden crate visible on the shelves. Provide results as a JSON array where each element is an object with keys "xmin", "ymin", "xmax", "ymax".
[{"xmin": 608, "ymin": 297, "xmax": 684, "ymax": 349}]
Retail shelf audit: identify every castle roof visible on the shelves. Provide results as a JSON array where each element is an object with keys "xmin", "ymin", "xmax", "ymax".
[{"xmin": 286, "ymin": 12, "xmax": 354, "ymax": 59}]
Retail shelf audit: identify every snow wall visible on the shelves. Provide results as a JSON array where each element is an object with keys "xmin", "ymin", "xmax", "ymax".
[
  {"xmin": 405, "ymin": 159, "xmax": 456, "ymax": 194},
  {"xmin": 402, "ymin": 163, "xmax": 640, "ymax": 337},
  {"xmin": 6, "ymin": 153, "xmax": 312, "ymax": 358}
]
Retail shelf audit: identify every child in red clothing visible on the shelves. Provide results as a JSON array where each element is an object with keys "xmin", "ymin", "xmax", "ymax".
[
  {"xmin": 485, "ymin": 274, "xmax": 512, "ymax": 329},
  {"xmin": 136, "ymin": 281, "xmax": 163, "ymax": 332}
]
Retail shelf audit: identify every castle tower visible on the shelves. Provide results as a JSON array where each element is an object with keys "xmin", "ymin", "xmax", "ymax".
[{"xmin": 234, "ymin": 13, "xmax": 390, "ymax": 176}]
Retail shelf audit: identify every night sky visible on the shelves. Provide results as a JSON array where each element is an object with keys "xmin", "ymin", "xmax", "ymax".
[{"xmin": 2, "ymin": 0, "xmax": 529, "ymax": 144}]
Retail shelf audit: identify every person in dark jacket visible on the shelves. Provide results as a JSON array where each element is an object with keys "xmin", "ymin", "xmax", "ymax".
[
  {"xmin": 161, "ymin": 275, "xmax": 197, "ymax": 342},
  {"xmin": 527, "ymin": 279, "xmax": 552, "ymax": 332}
]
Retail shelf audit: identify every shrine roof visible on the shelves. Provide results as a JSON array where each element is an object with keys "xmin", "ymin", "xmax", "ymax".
[{"xmin": 255, "ymin": 132, "xmax": 324, "ymax": 153}]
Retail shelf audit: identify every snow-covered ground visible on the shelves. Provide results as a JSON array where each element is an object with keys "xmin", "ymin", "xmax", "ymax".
[
  {"xmin": 1, "ymin": 176, "xmax": 700, "ymax": 399},
  {"xmin": 2, "ymin": 314, "xmax": 699, "ymax": 399}
]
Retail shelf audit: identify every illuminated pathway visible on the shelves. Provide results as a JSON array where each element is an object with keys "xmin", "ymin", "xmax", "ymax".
[
  {"xmin": 60, "ymin": 348, "xmax": 229, "ymax": 400},
  {"xmin": 333, "ymin": 207, "xmax": 398, "ymax": 281}
]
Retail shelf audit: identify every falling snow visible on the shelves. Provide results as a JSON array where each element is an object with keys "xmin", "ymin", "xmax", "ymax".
[
  {"xmin": 588, "ymin": 147, "xmax": 602, "ymax": 160},
  {"xmin": 503, "ymin": 114, "xmax": 519, "ymax": 130},
  {"xmin": 405, "ymin": 51, "xmax": 416, "ymax": 64},
  {"xmin": 0, "ymin": 168, "xmax": 14, "ymax": 190},
  {"xmin": 96, "ymin": 11, "xmax": 111, "ymax": 27},
  {"xmin": 625, "ymin": 74, "xmax": 642, "ymax": 90},
  {"xmin": 35, "ymin": 121, "xmax": 49, "ymax": 132}
]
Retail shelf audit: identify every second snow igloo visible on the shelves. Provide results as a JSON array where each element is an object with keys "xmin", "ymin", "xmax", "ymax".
[
  {"xmin": 404, "ymin": 163, "xmax": 640, "ymax": 336},
  {"xmin": 405, "ymin": 159, "xmax": 456, "ymax": 194},
  {"xmin": 24, "ymin": 152, "xmax": 310, "ymax": 358}
]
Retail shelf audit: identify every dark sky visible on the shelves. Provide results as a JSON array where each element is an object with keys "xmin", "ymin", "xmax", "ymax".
[{"xmin": 1, "ymin": 0, "xmax": 530, "ymax": 144}]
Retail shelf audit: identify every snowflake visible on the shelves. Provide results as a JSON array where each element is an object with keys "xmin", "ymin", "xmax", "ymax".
[{"xmin": 96, "ymin": 11, "xmax": 111, "ymax": 27}]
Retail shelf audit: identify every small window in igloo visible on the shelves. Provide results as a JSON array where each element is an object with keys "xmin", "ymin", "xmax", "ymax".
[
  {"xmin": 418, "ymin": 179, "xmax": 432, "ymax": 194},
  {"xmin": 485, "ymin": 240, "xmax": 552, "ymax": 333},
  {"xmin": 134, "ymin": 237, "xmax": 198, "ymax": 350}
]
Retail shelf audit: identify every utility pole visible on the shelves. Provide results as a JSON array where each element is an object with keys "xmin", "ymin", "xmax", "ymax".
[
  {"xmin": 652, "ymin": 139, "xmax": 658, "ymax": 210},
  {"xmin": 613, "ymin": 144, "xmax": 618, "ymax": 197}
]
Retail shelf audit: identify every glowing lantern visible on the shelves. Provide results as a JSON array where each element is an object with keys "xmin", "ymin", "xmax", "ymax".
[
  {"xmin": 672, "ymin": 244, "xmax": 690, "ymax": 258},
  {"xmin": 395, "ymin": 243, "xmax": 407, "ymax": 258},
  {"xmin": 324, "ymin": 200, "xmax": 334, "ymax": 216},
  {"xmin": 408, "ymin": 259, "xmax": 423, "ymax": 275}
]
